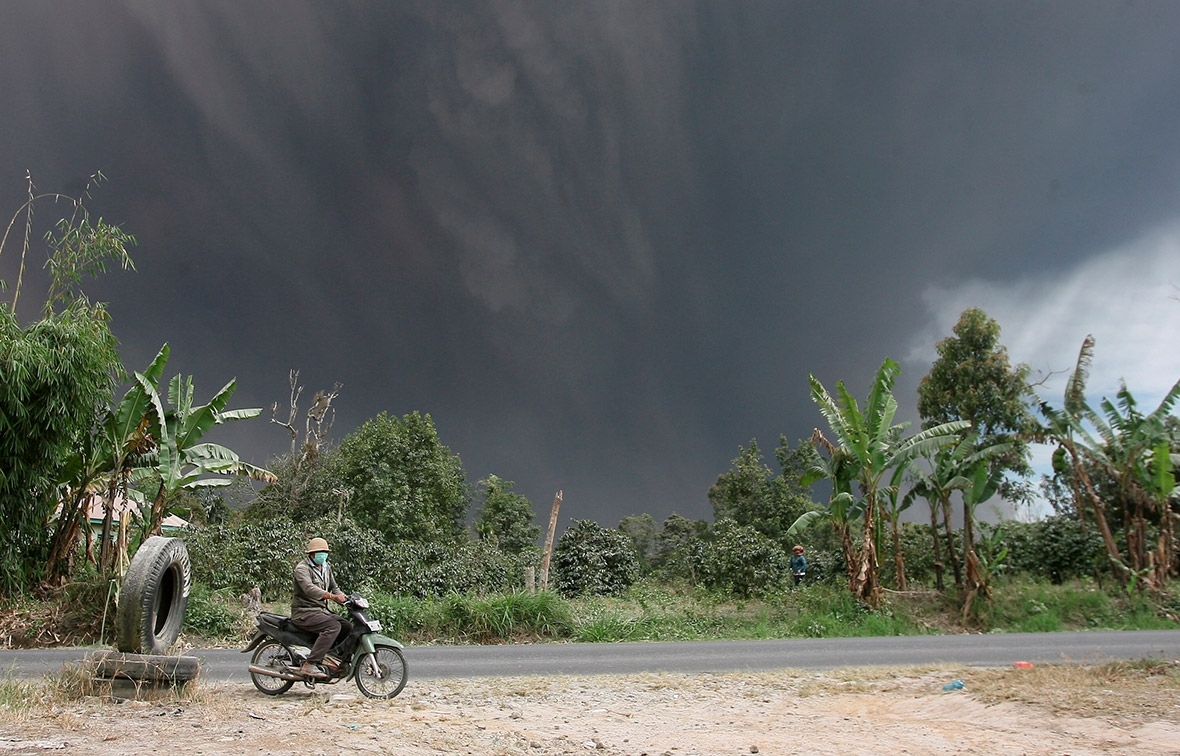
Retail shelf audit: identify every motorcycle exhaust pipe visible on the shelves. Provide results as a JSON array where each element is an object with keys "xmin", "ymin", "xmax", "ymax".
[{"xmin": 248, "ymin": 664, "xmax": 304, "ymax": 681}]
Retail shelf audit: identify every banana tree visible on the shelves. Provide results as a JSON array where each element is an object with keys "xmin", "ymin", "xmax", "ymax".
[
  {"xmin": 808, "ymin": 358, "xmax": 969, "ymax": 605},
  {"xmin": 137, "ymin": 369, "xmax": 275, "ymax": 537},
  {"xmin": 790, "ymin": 428, "xmax": 861, "ymax": 583},
  {"xmin": 903, "ymin": 433, "xmax": 1015, "ymax": 592},
  {"xmin": 91, "ymin": 347, "xmax": 169, "ymax": 575},
  {"xmin": 958, "ymin": 455, "xmax": 1006, "ymax": 618},
  {"xmin": 1036, "ymin": 336, "xmax": 1180, "ymax": 588}
]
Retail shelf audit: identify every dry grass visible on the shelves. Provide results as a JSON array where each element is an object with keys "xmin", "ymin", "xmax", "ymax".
[{"xmin": 967, "ymin": 659, "xmax": 1180, "ymax": 726}]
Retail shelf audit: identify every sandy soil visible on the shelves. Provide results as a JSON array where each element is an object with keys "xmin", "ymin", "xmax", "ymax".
[{"xmin": 2, "ymin": 667, "xmax": 1179, "ymax": 756}]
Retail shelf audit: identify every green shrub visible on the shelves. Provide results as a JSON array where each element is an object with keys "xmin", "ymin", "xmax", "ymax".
[
  {"xmin": 553, "ymin": 520, "xmax": 639, "ymax": 597},
  {"xmin": 363, "ymin": 590, "xmax": 571, "ymax": 642},
  {"xmin": 693, "ymin": 519, "xmax": 790, "ymax": 598},
  {"xmin": 183, "ymin": 583, "xmax": 246, "ymax": 638},
  {"xmin": 1003, "ymin": 516, "xmax": 1106, "ymax": 584}
]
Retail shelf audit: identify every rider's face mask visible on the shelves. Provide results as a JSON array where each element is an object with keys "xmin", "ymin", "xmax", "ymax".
[{"xmin": 312, "ymin": 552, "xmax": 328, "ymax": 566}]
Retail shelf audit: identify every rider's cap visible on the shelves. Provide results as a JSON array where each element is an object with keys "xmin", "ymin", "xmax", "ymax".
[{"xmin": 306, "ymin": 537, "xmax": 330, "ymax": 553}]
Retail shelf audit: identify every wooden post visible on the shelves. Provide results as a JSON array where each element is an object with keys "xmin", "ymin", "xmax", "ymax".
[{"xmin": 539, "ymin": 490, "xmax": 562, "ymax": 590}]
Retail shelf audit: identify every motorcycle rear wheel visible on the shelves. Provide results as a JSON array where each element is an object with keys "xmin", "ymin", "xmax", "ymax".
[
  {"xmin": 354, "ymin": 645, "xmax": 407, "ymax": 699},
  {"xmin": 250, "ymin": 640, "xmax": 296, "ymax": 695}
]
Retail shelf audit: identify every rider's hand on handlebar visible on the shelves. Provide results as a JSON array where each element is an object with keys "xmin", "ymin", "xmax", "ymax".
[{"xmin": 333, "ymin": 592, "xmax": 347, "ymax": 604}]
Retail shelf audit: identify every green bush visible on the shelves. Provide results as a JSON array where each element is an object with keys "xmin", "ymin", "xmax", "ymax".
[
  {"xmin": 553, "ymin": 520, "xmax": 639, "ymax": 597},
  {"xmin": 183, "ymin": 583, "xmax": 246, "ymax": 638},
  {"xmin": 182, "ymin": 514, "xmax": 538, "ymax": 603},
  {"xmin": 363, "ymin": 590, "xmax": 571, "ymax": 642},
  {"xmin": 1003, "ymin": 516, "xmax": 1106, "ymax": 584},
  {"xmin": 693, "ymin": 519, "xmax": 790, "ymax": 597}
]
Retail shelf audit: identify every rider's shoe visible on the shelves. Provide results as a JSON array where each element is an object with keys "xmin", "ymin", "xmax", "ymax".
[{"xmin": 300, "ymin": 662, "xmax": 329, "ymax": 680}]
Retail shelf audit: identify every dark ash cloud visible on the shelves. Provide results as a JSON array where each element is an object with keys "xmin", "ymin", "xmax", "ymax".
[{"xmin": 4, "ymin": 1, "xmax": 1180, "ymax": 527}]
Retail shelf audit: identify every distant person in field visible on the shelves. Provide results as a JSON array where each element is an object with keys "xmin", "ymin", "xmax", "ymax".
[{"xmin": 790, "ymin": 545, "xmax": 808, "ymax": 586}]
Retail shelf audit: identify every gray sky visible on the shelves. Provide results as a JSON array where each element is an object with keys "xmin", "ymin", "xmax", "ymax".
[{"xmin": 3, "ymin": 0, "xmax": 1180, "ymax": 527}]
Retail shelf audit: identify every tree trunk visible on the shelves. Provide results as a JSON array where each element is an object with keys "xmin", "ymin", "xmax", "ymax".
[
  {"xmin": 850, "ymin": 494, "xmax": 881, "ymax": 606},
  {"xmin": 539, "ymin": 491, "xmax": 562, "ymax": 590},
  {"xmin": 148, "ymin": 482, "xmax": 167, "ymax": 537},
  {"xmin": 942, "ymin": 498, "xmax": 962, "ymax": 587},
  {"xmin": 1069, "ymin": 450, "xmax": 1128, "ymax": 584},
  {"xmin": 891, "ymin": 517, "xmax": 907, "ymax": 591},
  {"xmin": 45, "ymin": 490, "xmax": 88, "ymax": 585},
  {"xmin": 928, "ymin": 503, "xmax": 944, "ymax": 592}
]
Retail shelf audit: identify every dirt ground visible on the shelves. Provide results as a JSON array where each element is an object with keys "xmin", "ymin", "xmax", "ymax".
[{"xmin": 2, "ymin": 665, "xmax": 1179, "ymax": 756}]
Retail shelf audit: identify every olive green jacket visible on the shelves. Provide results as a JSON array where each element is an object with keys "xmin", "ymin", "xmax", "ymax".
[{"xmin": 291, "ymin": 557, "xmax": 341, "ymax": 619}]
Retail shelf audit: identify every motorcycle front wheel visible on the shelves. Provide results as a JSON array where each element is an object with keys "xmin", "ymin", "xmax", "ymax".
[
  {"xmin": 250, "ymin": 639, "xmax": 296, "ymax": 695},
  {"xmin": 354, "ymin": 645, "xmax": 408, "ymax": 699}
]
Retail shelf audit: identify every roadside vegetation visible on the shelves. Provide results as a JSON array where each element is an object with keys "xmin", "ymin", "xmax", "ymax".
[{"xmin": 1, "ymin": 178, "xmax": 1178, "ymax": 652}]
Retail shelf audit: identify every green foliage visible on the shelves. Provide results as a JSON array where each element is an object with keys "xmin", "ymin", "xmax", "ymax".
[
  {"xmin": 364, "ymin": 590, "xmax": 571, "ymax": 642},
  {"xmin": 708, "ymin": 437, "xmax": 816, "ymax": 548},
  {"xmin": 381, "ymin": 538, "xmax": 531, "ymax": 598},
  {"xmin": 693, "ymin": 518, "xmax": 790, "ymax": 598},
  {"xmin": 552, "ymin": 519, "xmax": 639, "ymax": 597},
  {"xmin": 181, "ymin": 517, "xmax": 306, "ymax": 600},
  {"xmin": 650, "ymin": 513, "xmax": 709, "ymax": 582},
  {"xmin": 808, "ymin": 357, "xmax": 969, "ymax": 604},
  {"xmin": 917, "ymin": 307, "xmax": 1033, "ymax": 475},
  {"xmin": 336, "ymin": 411, "xmax": 468, "ymax": 543},
  {"xmin": 618, "ymin": 513, "xmax": 658, "ymax": 575},
  {"xmin": 1035, "ymin": 335, "xmax": 1180, "ymax": 588},
  {"xmin": 182, "ymin": 513, "xmax": 534, "ymax": 603},
  {"xmin": 182, "ymin": 583, "xmax": 246, "ymax": 638},
  {"xmin": 1003, "ymin": 515, "xmax": 1106, "ymax": 584},
  {"xmin": 473, "ymin": 475, "xmax": 541, "ymax": 555},
  {"xmin": 248, "ymin": 449, "xmax": 345, "ymax": 522},
  {"xmin": 981, "ymin": 577, "xmax": 1179, "ymax": 632},
  {"xmin": 0, "ymin": 303, "xmax": 120, "ymax": 595}
]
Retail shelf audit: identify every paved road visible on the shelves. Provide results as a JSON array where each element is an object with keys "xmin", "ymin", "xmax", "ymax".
[{"xmin": 2, "ymin": 630, "xmax": 1177, "ymax": 683}]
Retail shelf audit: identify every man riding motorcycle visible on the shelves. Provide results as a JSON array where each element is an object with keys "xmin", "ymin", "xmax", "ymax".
[{"xmin": 290, "ymin": 537, "xmax": 351, "ymax": 679}]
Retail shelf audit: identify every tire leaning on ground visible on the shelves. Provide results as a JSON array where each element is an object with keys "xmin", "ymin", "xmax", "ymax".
[
  {"xmin": 89, "ymin": 650, "xmax": 201, "ymax": 682},
  {"xmin": 115, "ymin": 536, "xmax": 192, "ymax": 654}
]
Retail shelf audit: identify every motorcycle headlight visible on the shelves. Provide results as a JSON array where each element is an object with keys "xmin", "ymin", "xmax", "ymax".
[{"xmin": 351, "ymin": 595, "xmax": 370, "ymax": 609}]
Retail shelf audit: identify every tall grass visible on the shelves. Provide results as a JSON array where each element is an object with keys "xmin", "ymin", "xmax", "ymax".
[
  {"xmin": 366, "ymin": 590, "xmax": 573, "ymax": 643},
  {"xmin": 150, "ymin": 575, "xmax": 1178, "ymax": 646}
]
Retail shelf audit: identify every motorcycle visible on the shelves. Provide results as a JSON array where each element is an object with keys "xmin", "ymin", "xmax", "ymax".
[{"xmin": 243, "ymin": 594, "xmax": 408, "ymax": 699}]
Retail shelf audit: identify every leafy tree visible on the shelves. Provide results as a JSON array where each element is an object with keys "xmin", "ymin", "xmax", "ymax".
[
  {"xmin": 694, "ymin": 518, "xmax": 790, "ymax": 597},
  {"xmin": 248, "ymin": 448, "xmax": 345, "ymax": 523},
  {"xmin": 552, "ymin": 519, "xmax": 639, "ymax": 597},
  {"xmin": 808, "ymin": 358, "xmax": 968, "ymax": 606},
  {"xmin": 917, "ymin": 307, "xmax": 1033, "ymax": 480},
  {"xmin": 617, "ymin": 513, "xmax": 658, "ymax": 575},
  {"xmin": 264, "ymin": 371, "xmax": 343, "ymax": 515},
  {"xmin": 473, "ymin": 475, "xmax": 541, "ymax": 555},
  {"xmin": 336, "ymin": 411, "xmax": 468, "ymax": 544},
  {"xmin": 1003, "ymin": 514, "xmax": 1105, "ymax": 584},
  {"xmin": 790, "ymin": 428, "xmax": 859, "ymax": 585},
  {"xmin": 1036, "ymin": 336, "xmax": 1180, "ymax": 589},
  {"xmin": 904, "ymin": 434, "xmax": 1015, "ymax": 592},
  {"xmin": 710, "ymin": 437, "xmax": 816, "ymax": 547},
  {"xmin": 0, "ymin": 305, "xmax": 121, "ymax": 594},
  {"xmin": 135, "ymin": 355, "xmax": 273, "ymax": 536},
  {"xmin": 1, "ymin": 174, "xmax": 132, "ymax": 595},
  {"xmin": 651, "ymin": 513, "xmax": 709, "ymax": 582}
]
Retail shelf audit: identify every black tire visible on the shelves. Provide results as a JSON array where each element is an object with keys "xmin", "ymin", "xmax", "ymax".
[
  {"xmin": 250, "ymin": 640, "xmax": 295, "ymax": 696},
  {"xmin": 354, "ymin": 645, "xmax": 408, "ymax": 699},
  {"xmin": 115, "ymin": 536, "xmax": 192, "ymax": 654},
  {"xmin": 88, "ymin": 651, "xmax": 201, "ymax": 682}
]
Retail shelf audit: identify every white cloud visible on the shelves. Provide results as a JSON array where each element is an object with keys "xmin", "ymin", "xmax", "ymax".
[
  {"xmin": 907, "ymin": 221, "xmax": 1180, "ymax": 517},
  {"xmin": 910, "ymin": 222, "xmax": 1180, "ymax": 408}
]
